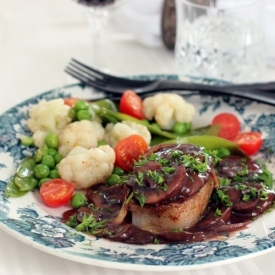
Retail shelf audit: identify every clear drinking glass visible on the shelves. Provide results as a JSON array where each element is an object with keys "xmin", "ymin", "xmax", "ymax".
[
  {"xmin": 74, "ymin": 0, "xmax": 117, "ymax": 72},
  {"xmin": 175, "ymin": 0, "xmax": 265, "ymax": 83}
]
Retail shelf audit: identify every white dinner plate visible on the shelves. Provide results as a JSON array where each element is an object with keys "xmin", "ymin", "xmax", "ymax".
[{"xmin": 0, "ymin": 75, "xmax": 275, "ymax": 272}]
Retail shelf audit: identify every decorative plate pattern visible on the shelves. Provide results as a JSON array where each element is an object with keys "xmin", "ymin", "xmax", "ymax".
[{"xmin": 0, "ymin": 75, "xmax": 275, "ymax": 271}]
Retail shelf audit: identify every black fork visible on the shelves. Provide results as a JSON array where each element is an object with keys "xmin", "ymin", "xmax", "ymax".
[{"xmin": 65, "ymin": 58, "xmax": 275, "ymax": 105}]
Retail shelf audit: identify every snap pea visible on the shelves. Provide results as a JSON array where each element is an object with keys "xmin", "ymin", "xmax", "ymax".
[
  {"xmin": 14, "ymin": 176, "xmax": 38, "ymax": 191},
  {"xmin": 164, "ymin": 135, "xmax": 247, "ymax": 156},
  {"xmin": 90, "ymin": 99, "xmax": 118, "ymax": 112}
]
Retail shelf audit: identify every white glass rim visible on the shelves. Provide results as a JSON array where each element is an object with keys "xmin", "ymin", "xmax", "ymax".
[{"xmin": 178, "ymin": 0, "xmax": 264, "ymax": 11}]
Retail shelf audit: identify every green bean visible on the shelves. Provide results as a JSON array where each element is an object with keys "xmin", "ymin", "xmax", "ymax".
[
  {"xmin": 70, "ymin": 193, "xmax": 87, "ymax": 208},
  {"xmin": 45, "ymin": 133, "xmax": 59, "ymax": 148},
  {"xmin": 76, "ymin": 110, "xmax": 92, "ymax": 121},
  {"xmin": 41, "ymin": 155, "xmax": 55, "ymax": 169},
  {"xmin": 34, "ymin": 164, "xmax": 50, "ymax": 179},
  {"xmin": 20, "ymin": 136, "xmax": 34, "ymax": 146}
]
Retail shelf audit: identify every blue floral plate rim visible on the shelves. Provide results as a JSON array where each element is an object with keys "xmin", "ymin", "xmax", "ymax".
[{"xmin": 0, "ymin": 75, "xmax": 275, "ymax": 271}]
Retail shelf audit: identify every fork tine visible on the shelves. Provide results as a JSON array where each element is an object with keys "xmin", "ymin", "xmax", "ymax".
[
  {"xmin": 68, "ymin": 62, "xmax": 108, "ymax": 85},
  {"xmin": 71, "ymin": 58, "xmax": 112, "ymax": 81}
]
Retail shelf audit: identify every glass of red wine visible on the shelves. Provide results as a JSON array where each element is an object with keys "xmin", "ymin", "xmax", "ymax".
[{"xmin": 74, "ymin": 0, "xmax": 117, "ymax": 71}]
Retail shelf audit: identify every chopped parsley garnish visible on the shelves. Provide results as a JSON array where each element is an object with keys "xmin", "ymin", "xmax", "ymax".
[{"xmin": 214, "ymin": 208, "xmax": 222, "ymax": 217}]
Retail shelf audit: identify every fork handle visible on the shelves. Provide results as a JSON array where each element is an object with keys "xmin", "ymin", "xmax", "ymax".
[{"xmin": 148, "ymin": 80, "xmax": 275, "ymax": 106}]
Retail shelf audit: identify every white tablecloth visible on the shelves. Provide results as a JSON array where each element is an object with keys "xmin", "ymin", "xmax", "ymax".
[{"xmin": 0, "ymin": 0, "xmax": 275, "ymax": 274}]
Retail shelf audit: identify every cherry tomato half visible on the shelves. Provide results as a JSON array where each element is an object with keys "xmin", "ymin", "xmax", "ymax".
[
  {"xmin": 211, "ymin": 113, "xmax": 241, "ymax": 139},
  {"xmin": 64, "ymin": 98, "xmax": 81, "ymax": 107},
  {"xmin": 230, "ymin": 132, "xmax": 263, "ymax": 156},
  {"xmin": 115, "ymin": 134, "xmax": 148, "ymax": 172},
  {"xmin": 119, "ymin": 90, "xmax": 144, "ymax": 120},
  {"xmin": 40, "ymin": 179, "xmax": 75, "ymax": 207}
]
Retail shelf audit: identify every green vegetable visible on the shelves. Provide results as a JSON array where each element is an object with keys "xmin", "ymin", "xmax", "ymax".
[
  {"xmin": 70, "ymin": 193, "xmax": 87, "ymax": 208},
  {"xmin": 48, "ymin": 148, "xmax": 57, "ymax": 156},
  {"xmin": 172, "ymin": 122, "xmax": 192, "ymax": 135},
  {"xmin": 90, "ymin": 99, "xmax": 118, "ymax": 112},
  {"xmin": 38, "ymin": 178, "xmax": 52, "ymax": 188},
  {"xmin": 41, "ymin": 155, "xmax": 55, "ymax": 169},
  {"xmin": 112, "ymin": 167, "xmax": 124, "ymax": 176},
  {"xmin": 97, "ymin": 140, "xmax": 107, "ymax": 147},
  {"xmin": 150, "ymin": 123, "xmax": 161, "ymax": 131},
  {"xmin": 74, "ymin": 99, "xmax": 89, "ymax": 111},
  {"xmin": 4, "ymin": 177, "xmax": 28, "ymax": 197},
  {"xmin": 54, "ymin": 153, "xmax": 63, "ymax": 164},
  {"xmin": 164, "ymin": 135, "xmax": 247, "ymax": 156},
  {"xmin": 20, "ymin": 136, "xmax": 34, "ymax": 146},
  {"xmin": 49, "ymin": 169, "xmax": 60, "ymax": 179},
  {"xmin": 14, "ymin": 176, "xmax": 38, "ymax": 191},
  {"xmin": 34, "ymin": 145, "xmax": 48, "ymax": 162},
  {"xmin": 77, "ymin": 110, "xmax": 92, "ymax": 121},
  {"xmin": 34, "ymin": 164, "xmax": 51, "ymax": 179},
  {"xmin": 45, "ymin": 133, "xmax": 58, "ymax": 149},
  {"xmin": 217, "ymin": 148, "xmax": 231, "ymax": 158},
  {"xmin": 68, "ymin": 108, "xmax": 77, "ymax": 120},
  {"xmin": 107, "ymin": 174, "xmax": 122, "ymax": 185},
  {"xmin": 16, "ymin": 157, "xmax": 36, "ymax": 178}
]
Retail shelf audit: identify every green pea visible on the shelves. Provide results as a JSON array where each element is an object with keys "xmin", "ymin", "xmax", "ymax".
[
  {"xmin": 112, "ymin": 167, "xmax": 124, "ymax": 176},
  {"xmin": 76, "ymin": 110, "xmax": 92, "ymax": 121},
  {"xmin": 68, "ymin": 108, "xmax": 77, "ymax": 121},
  {"xmin": 54, "ymin": 153, "xmax": 63, "ymax": 164},
  {"xmin": 41, "ymin": 155, "xmax": 55, "ymax": 169},
  {"xmin": 38, "ymin": 178, "xmax": 52, "ymax": 188},
  {"xmin": 45, "ymin": 133, "xmax": 59, "ymax": 149},
  {"xmin": 150, "ymin": 123, "xmax": 161, "ymax": 131},
  {"xmin": 107, "ymin": 174, "xmax": 122, "ymax": 186},
  {"xmin": 34, "ymin": 145, "xmax": 48, "ymax": 162},
  {"xmin": 97, "ymin": 140, "xmax": 107, "ymax": 147},
  {"xmin": 34, "ymin": 164, "xmax": 50, "ymax": 179},
  {"xmin": 20, "ymin": 136, "xmax": 34, "ymax": 146},
  {"xmin": 48, "ymin": 148, "xmax": 57, "ymax": 156},
  {"xmin": 217, "ymin": 148, "xmax": 231, "ymax": 158},
  {"xmin": 70, "ymin": 193, "xmax": 87, "ymax": 208},
  {"xmin": 74, "ymin": 100, "xmax": 89, "ymax": 111},
  {"xmin": 172, "ymin": 122, "xmax": 188, "ymax": 135},
  {"xmin": 49, "ymin": 169, "xmax": 60, "ymax": 179}
]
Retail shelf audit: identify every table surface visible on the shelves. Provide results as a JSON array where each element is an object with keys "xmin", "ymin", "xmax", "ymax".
[{"xmin": 1, "ymin": 0, "xmax": 275, "ymax": 274}]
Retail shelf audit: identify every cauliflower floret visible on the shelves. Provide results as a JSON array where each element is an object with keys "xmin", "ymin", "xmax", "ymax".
[
  {"xmin": 104, "ymin": 120, "xmax": 151, "ymax": 148},
  {"xmin": 58, "ymin": 120, "xmax": 105, "ymax": 157},
  {"xmin": 58, "ymin": 145, "xmax": 115, "ymax": 189},
  {"xmin": 27, "ymin": 99, "xmax": 72, "ymax": 147},
  {"xmin": 142, "ymin": 93, "xmax": 196, "ymax": 130}
]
